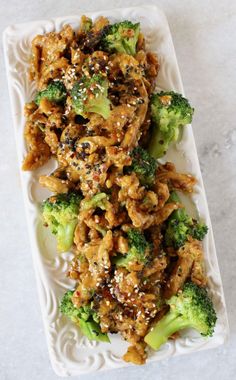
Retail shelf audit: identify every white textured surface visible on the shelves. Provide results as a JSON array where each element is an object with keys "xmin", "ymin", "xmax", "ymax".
[{"xmin": 0, "ymin": 1, "xmax": 235, "ymax": 380}]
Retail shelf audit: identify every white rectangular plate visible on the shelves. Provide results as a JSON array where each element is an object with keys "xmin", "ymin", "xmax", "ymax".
[{"xmin": 3, "ymin": 5, "xmax": 229, "ymax": 377}]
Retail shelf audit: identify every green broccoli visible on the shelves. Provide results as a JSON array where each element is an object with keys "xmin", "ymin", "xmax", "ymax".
[
  {"xmin": 60, "ymin": 290, "xmax": 109, "ymax": 342},
  {"xmin": 190, "ymin": 223, "xmax": 209, "ymax": 241},
  {"xmin": 144, "ymin": 282, "xmax": 217, "ymax": 350},
  {"xmin": 101, "ymin": 20, "xmax": 140, "ymax": 55},
  {"xmin": 80, "ymin": 15, "xmax": 93, "ymax": 32},
  {"xmin": 165, "ymin": 192, "xmax": 208, "ymax": 249},
  {"xmin": 80, "ymin": 192, "xmax": 109, "ymax": 211},
  {"xmin": 71, "ymin": 74, "xmax": 111, "ymax": 119},
  {"xmin": 35, "ymin": 80, "xmax": 67, "ymax": 106},
  {"xmin": 114, "ymin": 229, "xmax": 151, "ymax": 269},
  {"xmin": 128, "ymin": 146, "xmax": 157, "ymax": 187},
  {"xmin": 148, "ymin": 91, "xmax": 194, "ymax": 158},
  {"xmin": 42, "ymin": 192, "xmax": 82, "ymax": 252}
]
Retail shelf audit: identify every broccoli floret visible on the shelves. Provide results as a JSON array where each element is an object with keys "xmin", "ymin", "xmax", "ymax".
[
  {"xmin": 71, "ymin": 74, "xmax": 111, "ymax": 119},
  {"xmin": 35, "ymin": 80, "xmax": 67, "ymax": 106},
  {"xmin": 60, "ymin": 290, "xmax": 109, "ymax": 342},
  {"xmin": 148, "ymin": 91, "xmax": 194, "ymax": 158},
  {"xmin": 127, "ymin": 229, "xmax": 149, "ymax": 252},
  {"xmin": 144, "ymin": 282, "xmax": 217, "ymax": 350},
  {"xmin": 80, "ymin": 15, "xmax": 93, "ymax": 32},
  {"xmin": 114, "ymin": 229, "xmax": 151, "ymax": 269},
  {"xmin": 101, "ymin": 20, "xmax": 140, "ymax": 55},
  {"xmin": 190, "ymin": 223, "xmax": 208, "ymax": 241},
  {"xmin": 165, "ymin": 192, "xmax": 208, "ymax": 249},
  {"xmin": 42, "ymin": 192, "xmax": 82, "ymax": 252},
  {"xmin": 128, "ymin": 146, "xmax": 157, "ymax": 187},
  {"xmin": 81, "ymin": 193, "xmax": 109, "ymax": 211}
]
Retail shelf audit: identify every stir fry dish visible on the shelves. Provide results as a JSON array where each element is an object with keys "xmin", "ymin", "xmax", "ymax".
[{"xmin": 22, "ymin": 15, "xmax": 216, "ymax": 365}]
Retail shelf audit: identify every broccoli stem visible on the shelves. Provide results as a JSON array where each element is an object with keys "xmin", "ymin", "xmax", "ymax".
[
  {"xmin": 57, "ymin": 220, "xmax": 77, "ymax": 252},
  {"xmin": 86, "ymin": 97, "xmax": 111, "ymax": 119},
  {"xmin": 167, "ymin": 191, "xmax": 191, "ymax": 226},
  {"xmin": 144, "ymin": 312, "xmax": 189, "ymax": 350},
  {"xmin": 168, "ymin": 191, "xmax": 181, "ymax": 204},
  {"xmin": 78, "ymin": 319, "xmax": 110, "ymax": 342},
  {"xmin": 148, "ymin": 129, "xmax": 170, "ymax": 158},
  {"xmin": 167, "ymin": 191, "xmax": 187, "ymax": 222},
  {"xmin": 171, "ymin": 206, "xmax": 186, "ymax": 222},
  {"xmin": 81, "ymin": 192, "xmax": 109, "ymax": 211}
]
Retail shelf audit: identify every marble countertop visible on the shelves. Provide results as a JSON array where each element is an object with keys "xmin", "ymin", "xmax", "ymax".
[{"xmin": 0, "ymin": 1, "xmax": 235, "ymax": 379}]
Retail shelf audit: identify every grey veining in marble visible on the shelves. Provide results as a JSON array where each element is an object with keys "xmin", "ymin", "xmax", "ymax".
[{"xmin": 0, "ymin": 1, "xmax": 235, "ymax": 379}]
